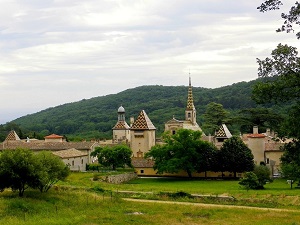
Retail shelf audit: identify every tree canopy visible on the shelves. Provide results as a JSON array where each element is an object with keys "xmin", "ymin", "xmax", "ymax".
[
  {"xmin": 145, "ymin": 129, "xmax": 217, "ymax": 178},
  {"xmin": 0, "ymin": 148, "xmax": 69, "ymax": 196},
  {"xmin": 219, "ymin": 136, "xmax": 255, "ymax": 178},
  {"xmin": 91, "ymin": 145, "xmax": 132, "ymax": 170},
  {"xmin": 203, "ymin": 102, "xmax": 229, "ymax": 135}
]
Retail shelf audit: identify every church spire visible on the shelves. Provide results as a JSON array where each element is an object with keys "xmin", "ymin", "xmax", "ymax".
[
  {"xmin": 186, "ymin": 75, "xmax": 195, "ymax": 110},
  {"xmin": 185, "ymin": 76, "xmax": 196, "ymax": 124}
]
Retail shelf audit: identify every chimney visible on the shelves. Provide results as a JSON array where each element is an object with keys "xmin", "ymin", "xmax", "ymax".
[
  {"xmin": 253, "ymin": 126, "xmax": 258, "ymax": 134},
  {"xmin": 266, "ymin": 128, "xmax": 271, "ymax": 136},
  {"xmin": 130, "ymin": 117, "xmax": 134, "ymax": 127}
]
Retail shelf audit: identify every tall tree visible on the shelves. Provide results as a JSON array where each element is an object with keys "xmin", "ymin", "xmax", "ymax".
[
  {"xmin": 220, "ymin": 136, "xmax": 255, "ymax": 178},
  {"xmin": 253, "ymin": 44, "xmax": 300, "ymax": 138},
  {"xmin": 145, "ymin": 129, "xmax": 217, "ymax": 178},
  {"xmin": 203, "ymin": 102, "xmax": 229, "ymax": 135},
  {"xmin": 35, "ymin": 151, "xmax": 70, "ymax": 193},
  {"xmin": 234, "ymin": 108, "xmax": 283, "ymax": 134},
  {"xmin": 91, "ymin": 145, "xmax": 132, "ymax": 170}
]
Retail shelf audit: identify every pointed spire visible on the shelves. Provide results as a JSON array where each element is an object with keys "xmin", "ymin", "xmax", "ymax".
[{"xmin": 186, "ymin": 76, "xmax": 195, "ymax": 110}]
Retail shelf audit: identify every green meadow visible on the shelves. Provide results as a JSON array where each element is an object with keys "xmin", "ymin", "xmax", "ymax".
[{"xmin": 1, "ymin": 172, "xmax": 300, "ymax": 224}]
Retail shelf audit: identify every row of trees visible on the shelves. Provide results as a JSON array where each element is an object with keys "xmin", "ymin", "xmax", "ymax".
[
  {"xmin": 0, "ymin": 148, "xmax": 70, "ymax": 196},
  {"xmin": 145, "ymin": 129, "xmax": 255, "ymax": 178}
]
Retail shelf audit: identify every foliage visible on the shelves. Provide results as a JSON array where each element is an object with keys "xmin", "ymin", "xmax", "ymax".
[
  {"xmin": 253, "ymin": 43, "xmax": 300, "ymax": 138},
  {"xmin": 239, "ymin": 165, "xmax": 271, "ymax": 190},
  {"xmin": 0, "ymin": 148, "xmax": 40, "ymax": 196},
  {"xmin": 253, "ymin": 44, "xmax": 300, "ymax": 104},
  {"xmin": 5, "ymin": 80, "xmax": 263, "ymax": 141},
  {"xmin": 34, "ymin": 151, "xmax": 70, "ymax": 193},
  {"xmin": 0, "ymin": 148, "xmax": 70, "ymax": 196},
  {"xmin": 202, "ymin": 102, "xmax": 229, "ymax": 134},
  {"xmin": 258, "ymin": 1, "xmax": 300, "ymax": 39},
  {"xmin": 145, "ymin": 129, "xmax": 217, "ymax": 178},
  {"xmin": 91, "ymin": 145, "xmax": 132, "ymax": 170},
  {"xmin": 219, "ymin": 136, "xmax": 255, "ymax": 177},
  {"xmin": 239, "ymin": 172, "xmax": 260, "ymax": 190},
  {"xmin": 234, "ymin": 108, "xmax": 283, "ymax": 134},
  {"xmin": 253, "ymin": 165, "xmax": 272, "ymax": 189},
  {"xmin": 280, "ymin": 140, "xmax": 300, "ymax": 188}
]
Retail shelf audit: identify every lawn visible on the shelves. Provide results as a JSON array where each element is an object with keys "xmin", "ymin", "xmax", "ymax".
[
  {"xmin": 1, "ymin": 172, "xmax": 300, "ymax": 224},
  {"xmin": 0, "ymin": 188, "xmax": 300, "ymax": 225}
]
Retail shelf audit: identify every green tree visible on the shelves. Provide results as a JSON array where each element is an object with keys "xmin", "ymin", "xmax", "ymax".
[
  {"xmin": 234, "ymin": 108, "xmax": 283, "ymax": 134},
  {"xmin": 91, "ymin": 145, "xmax": 132, "ymax": 170},
  {"xmin": 239, "ymin": 165, "xmax": 271, "ymax": 190},
  {"xmin": 280, "ymin": 141, "xmax": 300, "ymax": 188},
  {"xmin": 203, "ymin": 102, "xmax": 229, "ymax": 134},
  {"xmin": 220, "ymin": 136, "xmax": 255, "ymax": 178},
  {"xmin": 239, "ymin": 172, "xmax": 260, "ymax": 190},
  {"xmin": 145, "ymin": 129, "xmax": 216, "ymax": 178},
  {"xmin": 253, "ymin": 165, "xmax": 272, "ymax": 189},
  {"xmin": 0, "ymin": 148, "xmax": 40, "ymax": 197},
  {"xmin": 35, "ymin": 151, "xmax": 70, "ymax": 193}
]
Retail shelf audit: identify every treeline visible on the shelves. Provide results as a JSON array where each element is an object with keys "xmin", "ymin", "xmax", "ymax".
[{"xmin": 0, "ymin": 78, "xmax": 288, "ymax": 141}]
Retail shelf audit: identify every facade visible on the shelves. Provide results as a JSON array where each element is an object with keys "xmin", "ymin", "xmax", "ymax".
[
  {"xmin": 242, "ymin": 126, "xmax": 291, "ymax": 175},
  {"xmin": 130, "ymin": 110, "xmax": 156, "ymax": 158},
  {"xmin": 53, "ymin": 148, "xmax": 88, "ymax": 172},
  {"xmin": 112, "ymin": 106, "xmax": 131, "ymax": 144}
]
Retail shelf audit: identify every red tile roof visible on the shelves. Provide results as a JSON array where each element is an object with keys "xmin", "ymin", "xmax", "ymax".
[
  {"xmin": 247, "ymin": 134, "xmax": 266, "ymax": 138},
  {"xmin": 44, "ymin": 134, "xmax": 64, "ymax": 139}
]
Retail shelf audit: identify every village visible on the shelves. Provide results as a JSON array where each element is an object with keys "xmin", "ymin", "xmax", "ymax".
[{"xmin": 0, "ymin": 78, "xmax": 290, "ymax": 178}]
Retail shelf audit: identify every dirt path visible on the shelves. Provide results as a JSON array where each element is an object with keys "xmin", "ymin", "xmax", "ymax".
[{"xmin": 123, "ymin": 198, "xmax": 300, "ymax": 213}]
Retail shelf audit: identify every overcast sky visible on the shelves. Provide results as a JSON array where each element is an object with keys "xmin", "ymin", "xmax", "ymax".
[{"xmin": 0, "ymin": 0, "xmax": 298, "ymax": 124}]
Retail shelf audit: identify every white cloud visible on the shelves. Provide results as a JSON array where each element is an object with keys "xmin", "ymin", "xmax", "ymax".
[{"xmin": 0, "ymin": 0, "xmax": 298, "ymax": 123}]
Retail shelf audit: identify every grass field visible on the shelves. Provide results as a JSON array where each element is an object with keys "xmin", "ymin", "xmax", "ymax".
[{"xmin": 1, "ymin": 172, "xmax": 300, "ymax": 224}]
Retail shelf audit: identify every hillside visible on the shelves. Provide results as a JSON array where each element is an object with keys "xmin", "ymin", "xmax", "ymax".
[{"xmin": 4, "ymin": 79, "xmax": 264, "ymax": 141}]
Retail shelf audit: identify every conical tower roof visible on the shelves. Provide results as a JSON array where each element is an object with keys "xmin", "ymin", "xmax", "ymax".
[
  {"xmin": 131, "ymin": 110, "xmax": 156, "ymax": 130},
  {"xmin": 5, "ymin": 130, "xmax": 21, "ymax": 141},
  {"xmin": 186, "ymin": 76, "xmax": 195, "ymax": 110},
  {"xmin": 215, "ymin": 124, "xmax": 232, "ymax": 138}
]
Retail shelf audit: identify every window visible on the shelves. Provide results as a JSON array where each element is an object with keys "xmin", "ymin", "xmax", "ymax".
[
  {"xmin": 81, "ymin": 159, "xmax": 84, "ymax": 164},
  {"xmin": 172, "ymin": 130, "xmax": 176, "ymax": 135},
  {"xmin": 140, "ymin": 170, "xmax": 144, "ymax": 174},
  {"xmin": 188, "ymin": 112, "xmax": 191, "ymax": 118},
  {"xmin": 266, "ymin": 158, "xmax": 270, "ymax": 164},
  {"xmin": 72, "ymin": 160, "xmax": 74, "ymax": 166}
]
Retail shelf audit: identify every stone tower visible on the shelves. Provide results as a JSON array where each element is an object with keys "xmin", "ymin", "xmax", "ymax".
[{"xmin": 112, "ymin": 106, "xmax": 130, "ymax": 143}]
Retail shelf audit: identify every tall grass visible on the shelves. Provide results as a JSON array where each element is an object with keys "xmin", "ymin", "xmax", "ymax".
[{"xmin": 1, "ymin": 188, "xmax": 300, "ymax": 225}]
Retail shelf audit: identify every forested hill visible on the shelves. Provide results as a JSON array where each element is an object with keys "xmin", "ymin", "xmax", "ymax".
[{"xmin": 8, "ymin": 79, "xmax": 266, "ymax": 140}]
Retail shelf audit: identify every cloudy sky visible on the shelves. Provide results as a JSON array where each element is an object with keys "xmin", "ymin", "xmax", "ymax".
[{"xmin": 0, "ymin": 0, "xmax": 298, "ymax": 124}]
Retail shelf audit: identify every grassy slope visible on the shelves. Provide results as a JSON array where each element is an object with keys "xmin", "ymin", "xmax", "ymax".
[{"xmin": 1, "ymin": 173, "xmax": 300, "ymax": 224}]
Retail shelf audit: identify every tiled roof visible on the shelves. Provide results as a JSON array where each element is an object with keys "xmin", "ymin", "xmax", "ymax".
[
  {"xmin": 132, "ymin": 158, "xmax": 154, "ymax": 168},
  {"xmin": 5, "ymin": 130, "xmax": 20, "ymax": 141},
  {"xmin": 0, "ymin": 140, "xmax": 99, "ymax": 151},
  {"xmin": 52, "ymin": 148, "xmax": 88, "ymax": 159},
  {"xmin": 186, "ymin": 78, "xmax": 195, "ymax": 110},
  {"xmin": 215, "ymin": 124, "xmax": 232, "ymax": 138},
  {"xmin": 113, "ymin": 121, "xmax": 130, "ymax": 130},
  {"xmin": 131, "ymin": 110, "xmax": 156, "ymax": 130},
  {"xmin": 44, "ymin": 134, "xmax": 63, "ymax": 139}
]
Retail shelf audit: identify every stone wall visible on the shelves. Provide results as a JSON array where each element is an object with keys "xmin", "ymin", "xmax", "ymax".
[{"xmin": 104, "ymin": 172, "xmax": 138, "ymax": 184}]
